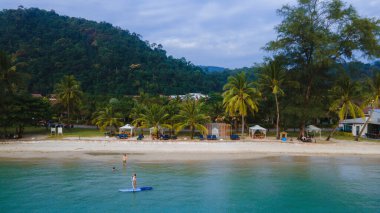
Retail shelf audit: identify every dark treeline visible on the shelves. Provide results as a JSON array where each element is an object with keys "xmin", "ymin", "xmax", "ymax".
[{"xmin": 0, "ymin": 7, "xmax": 229, "ymax": 95}]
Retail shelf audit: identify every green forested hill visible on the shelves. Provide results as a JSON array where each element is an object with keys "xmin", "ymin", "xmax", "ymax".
[{"xmin": 0, "ymin": 7, "xmax": 228, "ymax": 95}]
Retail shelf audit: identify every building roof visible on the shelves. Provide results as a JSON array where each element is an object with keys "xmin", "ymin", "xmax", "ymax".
[
  {"xmin": 341, "ymin": 109, "xmax": 380, "ymax": 125},
  {"xmin": 340, "ymin": 118, "xmax": 367, "ymax": 124},
  {"xmin": 31, "ymin": 93, "xmax": 43, "ymax": 98},
  {"xmin": 169, "ymin": 93, "xmax": 208, "ymax": 100}
]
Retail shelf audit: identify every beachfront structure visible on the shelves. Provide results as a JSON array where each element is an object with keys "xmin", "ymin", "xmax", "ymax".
[
  {"xmin": 31, "ymin": 93, "xmax": 43, "ymax": 98},
  {"xmin": 249, "ymin": 125, "xmax": 267, "ymax": 139},
  {"xmin": 119, "ymin": 124, "xmax": 135, "ymax": 136},
  {"xmin": 306, "ymin": 125, "xmax": 322, "ymax": 139},
  {"xmin": 169, "ymin": 93, "xmax": 208, "ymax": 100},
  {"xmin": 340, "ymin": 109, "xmax": 380, "ymax": 138},
  {"xmin": 149, "ymin": 126, "xmax": 167, "ymax": 136},
  {"xmin": 206, "ymin": 123, "xmax": 231, "ymax": 139}
]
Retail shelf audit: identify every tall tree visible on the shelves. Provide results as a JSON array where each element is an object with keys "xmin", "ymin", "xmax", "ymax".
[
  {"xmin": 0, "ymin": 51, "xmax": 24, "ymax": 94},
  {"xmin": 55, "ymin": 75, "xmax": 83, "ymax": 124},
  {"xmin": 266, "ymin": 0, "xmax": 380, "ymax": 137},
  {"xmin": 257, "ymin": 60, "xmax": 287, "ymax": 139},
  {"xmin": 165, "ymin": 99, "xmax": 180, "ymax": 137},
  {"xmin": 204, "ymin": 93, "xmax": 226, "ymax": 123},
  {"xmin": 92, "ymin": 106, "xmax": 123, "ymax": 132},
  {"xmin": 0, "ymin": 51, "xmax": 50, "ymax": 138},
  {"xmin": 326, "ymin": 75, "xmax": 363, "ymax": 141},
  {"xmin": 174, "ymin": 99, "xmax": 210, "ymax": 139},
  {"xmin": 355, "ymin": 72, "xmax": 380, "ymax": 141},
  {"xmin": 222, "ymin": 72, "xmax": 260, "ymax": 136},
  {"xmin": 132, "ymin": 104, "xmax": 169, "ymax": 138}
]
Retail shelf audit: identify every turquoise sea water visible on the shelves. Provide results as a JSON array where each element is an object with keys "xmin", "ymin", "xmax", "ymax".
[{"xmin": 0, "ymin": 155, "xmax": 379, "ymax": 212}]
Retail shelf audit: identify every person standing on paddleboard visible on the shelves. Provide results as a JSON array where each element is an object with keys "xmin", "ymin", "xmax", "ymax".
[{"xmin": 132, "ymin": 173, "xmax": 137, "ymax": 190}]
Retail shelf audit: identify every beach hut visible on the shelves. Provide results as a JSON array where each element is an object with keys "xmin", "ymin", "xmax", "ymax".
[
  {"xmin": 57, "ymin": 126, "xmax": 63, "ymax": 135},
  {"xmin": 249, "ymin": 125, "xmax": 267, "ymax": 139},
  {"xmin": 306, "ymin": 125, "xmax": 322, "ymax": 139},
  {"xmin": 119, "ymin": 124, "xmax": 135, "ymax": 136},
  {"xmin": 50, "ymin": 126, "xmax": 56, "ymax": 135},
  {"xmin": 206, "ymin": 123, "xmax": 231, "ymax": 139},
  {"xmin": 149, "ymin": 126, "xmax": 167, "ymax": 136}
]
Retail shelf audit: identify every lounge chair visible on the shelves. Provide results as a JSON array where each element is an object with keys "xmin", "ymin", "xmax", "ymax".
[
  {"xmin": 199, "ymin": 135, "xmax": 205, "ymax": 140},
  {"xmin": 211, "ymin": 135, "xmax": 217, "ymax": 140},
  {"xmin": 160, "ymin": 134, "xmax": 170, "ymax": 140},
  {"xmin": 118, "ymin": 134, "xmax": 128, "ymax": 139},
  {"xmin": 137, "ymin": 134, "xmax": 144, "ymax": 140},
  {"xmin": 207, "ymin": 135, "xmax": 213, "ymax": 140},
  {"xmin": 230, "ymin": 134, "xmax": 240, "ymax": 140}
]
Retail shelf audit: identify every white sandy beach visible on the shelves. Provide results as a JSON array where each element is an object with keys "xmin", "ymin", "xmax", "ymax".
[{"xmin": 1, "ymin": 137, "xmax": 380, "ymax": 161}]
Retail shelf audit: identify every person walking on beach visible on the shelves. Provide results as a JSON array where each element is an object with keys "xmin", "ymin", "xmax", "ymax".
[
  {"xmin": 122, "ymin": 154, "xmax": 128, "ymax": 166},
  {"xmin": 132, "ymin": 173, "xmax": 137, "ymax": 190}
]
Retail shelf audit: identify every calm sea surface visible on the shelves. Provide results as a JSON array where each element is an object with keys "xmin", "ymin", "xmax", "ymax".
[{"xmin": 0, "ymin": 155, "xmax": 379, "ymax": 212}]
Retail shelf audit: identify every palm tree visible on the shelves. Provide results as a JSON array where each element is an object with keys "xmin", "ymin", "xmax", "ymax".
[
  {"xmin": 174, "ymin": 99, "xmax": 210, "ymax": 139},
  {"xmin": 222, "ymin": 72, "xmax": 260, "ymax": 136},
  {"xmin": 55, "ymin": 75, "xmax": 83, "ymax": 123},
  {"xmin": 204, "ymin": 93, "xmax": 226, "ymax": 122},
  {"xmin": 0, "ymin": 51, "xmax": 16, "ymax": 136},
  {"xmin": 132, "ymin": 104, "xmax": 169, "ymax": 138},
  {"xmin": 326, "ymin": 75, "xmax": 364, "ymax": 141},
  {"xmin": 165, "ymin": 100, "xmax": 180, "ymax": 136},
  {"xmin": 355, "ymin": 72, "xmax": 380, "ymax": 141},
  {"xmin": 92, "ymin": 106, "xmax": 123, "ymax": 132},
  {"xmin": 257, "ymin": 60, "xmax": 286, "ymax": 139}
]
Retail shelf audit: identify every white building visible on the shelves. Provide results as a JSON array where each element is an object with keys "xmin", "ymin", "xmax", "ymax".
[
  {"xmin": 340, "ymin": 109, "xmax": 380, "ymax": 138},
  {"xmin": 169, "ymin": 93, "xmax": 208, "ymax": 100}
]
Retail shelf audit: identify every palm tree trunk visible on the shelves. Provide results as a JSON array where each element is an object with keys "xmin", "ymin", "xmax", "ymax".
[
  {"xmin": 191, "ymin": 126, "xmax": 195, "ymax": 139},
  {"xmin": 274, "ymin": 94, "xmax": 280, "ymax": 140},
  {"xmin": 326, "ymin": 122, "xmax": 339, "ymax": 141},
  {"xmin": 156, "ymin": 126, "xmax": 160, "ymax": 139},
  {"xmin": 234, "ymin": 118, "xmax": 237, "ymax": 134},
  {"xmin": 170, "ymin": 122, "xmax": 173, "ymax": 137},
  {"xmin": 67, "ymin": 103, "xmax": 70, "ymax": 124},
  {"xmin": 113, "ymin": 124, "xmax": 119, "ymax": 134},
  {"xmin": 299, "ymin": 120, "xmax": 305, "ymax": 139},
  {"xmin": 241, "ymin": 115, "xmax": 245, "ymax": 136},
  {"xmin": 355, "ymin": 108, "xmax": 373, "ymax": 141}
]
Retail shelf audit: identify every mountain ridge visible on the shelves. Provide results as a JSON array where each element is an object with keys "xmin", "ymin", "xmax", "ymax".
[{"xmin": 0, "ymin": 7, "xmax": 230, "ymax": 95}]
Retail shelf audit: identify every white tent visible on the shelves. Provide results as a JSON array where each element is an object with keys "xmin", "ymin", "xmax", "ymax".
[
  {"xmin": 119, "ymin": 124, "xmax": 135, "ymax": 135},
  {"xmin": 306, "ymin": 125, "xmax": 322, "ymax": 139},
  {"xmin": 249, "ymin": 125, "xmax": 267, "ymax": 138}
]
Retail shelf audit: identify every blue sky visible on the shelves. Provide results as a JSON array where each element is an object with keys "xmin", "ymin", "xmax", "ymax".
[{"xmin": 1, "ymin": 0, "xmax": 379, "ymax": 68}]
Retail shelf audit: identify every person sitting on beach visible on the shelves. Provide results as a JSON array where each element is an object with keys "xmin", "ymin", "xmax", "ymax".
[
  {"xmin": 132, "ymin": 173, "xmax": 137, "ymax": 190},
  {"xmin": 122, "ymin": 154, "xmax": 128, "ymax": 166},
  {"xmin": 112, "ymin": 167, "xmax": 117, "ymax": 172}
]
